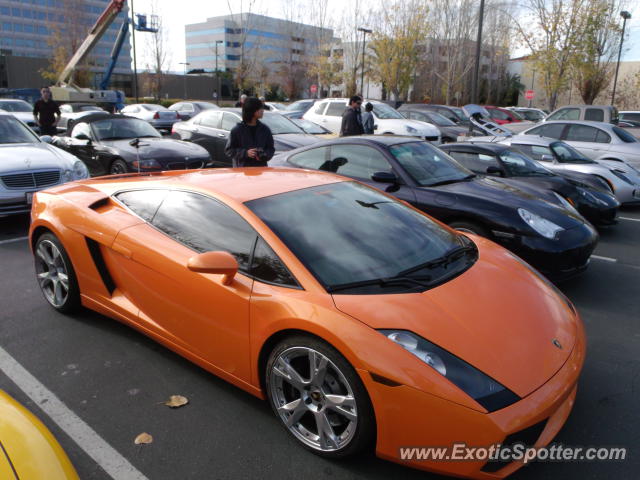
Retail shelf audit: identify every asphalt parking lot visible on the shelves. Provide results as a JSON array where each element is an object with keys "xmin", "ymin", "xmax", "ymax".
[{"xmin": 1, "ymin": 209, "xmax": 639, "ymax": 480}]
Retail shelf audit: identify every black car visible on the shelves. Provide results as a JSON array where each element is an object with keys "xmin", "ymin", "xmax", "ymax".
[
  {"xmin": 440, "ymin": 143, "xmax": 620, "ymax": 226},
  {"xmin": 272, "ymin": 136, "xmax": 599, "ymax": 280},
  {"xmin": 168, "ymin": 101, "xmax": 219, "ymax": 121},
  {"xmin": 53, "ymin": 113, "xmax": 210, "ymax": 176},
  {"xmin": 401, "ymin": 109, "xmax": 471, "ymax": 143},
  {"xmin": 172, "ymin": 109, "xmax": 320, "ymax": 167}
]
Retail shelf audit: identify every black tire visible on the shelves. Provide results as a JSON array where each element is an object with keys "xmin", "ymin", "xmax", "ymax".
[
  {"xmin": 34, "ymin": 232, "xmax": 81, "ymax": 314},
  {"xmin": 448, "ymin": 220, "xmax": 489, "ymax": 237},
  {"xmin": 110, "ymin": 158, "xmax": 129, "ymax": 175},
  {"xmin": 265, "ymin": 335, "xmax": 375, "ymax": 459}
]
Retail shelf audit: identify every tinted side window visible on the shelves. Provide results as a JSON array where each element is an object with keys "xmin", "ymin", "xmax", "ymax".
[
  {"xmin": 115, "ymin": 189, "xmax": 168, "ymax": 222},
  {"xmin": 152, "ymin": 190, "xmax": 256, "ymax": 271},
  {"xmin": 594, "ymin": 129, "xmax": 611, "ymax": 143},
  {"xmin": 447, "ymin": 151, "xmax": 499, "ymax": 172},
  {"xmin": 565, "ymin": 124, "xmax": 599, "ymax": 142},
  {"xmin": 251, "ymin": 237, "xmax": 298, "ymax": 287},
  {"xmin": 490, "ymin": 109, "xmax": 510, "ymax": 120},
  {"xmin": 437, "ymin": 108, "xmax": 457, "ymax": 122},
  {"xmin": 221, "ymin": 113, "xmax": 239, "ymax": 131},
  {"xmin": 330, "ymin": 145, "xmax": 392, "ymax": 179},
  {"xmin": 325, "ymin": 102, "xmax": 347, "ymax": 117},
  {"xmin": 408, "ymin": 111, "xmax": 428, "ymax": 121},
  {"xmin": 288, "ymin": 146, "xmax": 329, "ymax": 169},
  {"xmin": 539, "ymin": 123, "xmax": 565, "ymax": 139},
  {"xmin": 198, "ymin": 111, "xmax": 221, "ymax": 128},
  {"xmin": 314, "ymin": 102, "xmax": 327, "ymax": 115},
  {"xmin": 548, "ymin": 108, "xmax": 580, "ymax": 121},
  {"xmin": 585, "ymin": 108, "xmax": 604, "ymax": 122},
  {"xmin": 513, "ymin": 144, "xmax": 552, "ymax": 161}
]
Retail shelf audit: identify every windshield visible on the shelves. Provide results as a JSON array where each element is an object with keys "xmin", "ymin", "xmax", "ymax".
[
  {"xmin": 287, "ymin": 100, "xmax": 313, "ymax": 111},
  {"xmin": 247, "ymin": 182, "xmax": 471, "ymax": 292},
  {"xmin": 426, "ymin": 111, "xmax": 456, "ymax": 126},
  {"xmin": 500, "ymin": 149, "xmax": 552, "ymax": 176},
  {"xmin": 0, "ymin": 100, "xmax": 32, "ymax": 113},
  {"xmin": 292, "ymin": 119, "xmax": 328, "ymax": 134},
  {"xmin": 550, "ymin": 141, "xmax": 596, "ymax": 164},
  {"xmin": 372, "ymin": 103, "xmax": 404, "ymax": 119},
  {"xmin": 91, "ymin": 118, "xmax": 161, "ymax": 140},
  {"xmin": 451, "ymin": 107, "xmax": 470, "ymax": 122},
  {"xmin": 0, "ymin": 115, "xmax": 39, "ymax": 143},
  {"xmin": 261, "ymin": 112, "xmax": 305, "ymax": 134},
  {"xmin": 518, "ymin": 109, "xmax": 544, "ymax": 122},
  {"xmin": 390, "ymin": 141, "xmax": 474, "ymax": 187},
  {"xmin": 613, "ymin": 126, "xmax": 638, "ymax": 143}
]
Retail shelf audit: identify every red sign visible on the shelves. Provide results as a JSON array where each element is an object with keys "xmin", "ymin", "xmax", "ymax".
[
  {"xmin": 525, "ymin": 90, "xmax": 535, "ymax": 100},
  {"xmin": 310, "ymin": 84, "xmax": 318, "ymax": 94}
]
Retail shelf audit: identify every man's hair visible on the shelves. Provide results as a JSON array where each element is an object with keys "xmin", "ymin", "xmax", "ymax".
[
  {"xmin": 240, "ymin": 94, "xmax": 247, "ymax": 100},
  {"xmin": 349, "ymin": 95, "xmax": 362, "ymax": 105},
  {"xmin": 242, "ymin": 97, "xmax": 264, "ymax": 123},
  {"xmin": 365, "ymin": 102, "xmax": 373, "ymax": 112}
]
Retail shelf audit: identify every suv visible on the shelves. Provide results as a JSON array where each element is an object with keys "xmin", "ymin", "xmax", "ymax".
[{"xmin": 304, "ymin": 99, "xmax": 441, "ymax": 144}]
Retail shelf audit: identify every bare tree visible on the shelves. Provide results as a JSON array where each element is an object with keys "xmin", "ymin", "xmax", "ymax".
[
  {"xmin": 334, "ymin": 0, "xmax": 370, "ymax": 97},
  {"xmin": 143, "ymin": 1, "xmax": 170, "ymax": 100}
]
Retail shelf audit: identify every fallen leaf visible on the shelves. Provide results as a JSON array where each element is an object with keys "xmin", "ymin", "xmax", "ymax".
[
  {"xmin": 134, "ymin": 432, "xmax": 153, "ymax": 445},
  {"xmin": 164, "ymin": 395, "xmax": 189, "ymax": 408}
]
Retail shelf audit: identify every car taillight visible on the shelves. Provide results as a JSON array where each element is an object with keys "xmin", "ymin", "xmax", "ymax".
[{"xmin": 153, "ymin": 112, "xmax": 160, "ymax": 119}]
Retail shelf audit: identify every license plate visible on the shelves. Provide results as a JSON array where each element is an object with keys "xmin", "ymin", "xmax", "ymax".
[{"xmin": 26, "ymin": 192, "xmax": 34, "ymax": 204}]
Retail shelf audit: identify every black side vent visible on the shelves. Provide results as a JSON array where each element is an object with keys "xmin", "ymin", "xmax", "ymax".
[
  {"xmin": 88, "ymin": 197, "xmax": 111, "ymax": 210},
  {"xmin": 85, "ymin": 238, "xmax": 116, "ymax": 295}
]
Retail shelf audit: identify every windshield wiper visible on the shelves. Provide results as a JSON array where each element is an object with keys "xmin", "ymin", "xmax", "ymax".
[
  {"xmin": 427, "ymin": 174, "xmax": 476, "ymax": 187},
  {"xmin": 326, "ymin": 275, "xmax": 433, "ymax": 293},
  {"xmin": 397, "ymin": 244, "xmax": 477, "ymax": 276}
]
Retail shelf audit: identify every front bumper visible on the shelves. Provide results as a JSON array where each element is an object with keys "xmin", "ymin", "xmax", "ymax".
[
  {"xmin": 0, "ymin": 191, "xmax": 36, "ymax": 215},
  {"xmin": 363, "ymin": 314, "xmax": 586, "ymax": 479}
]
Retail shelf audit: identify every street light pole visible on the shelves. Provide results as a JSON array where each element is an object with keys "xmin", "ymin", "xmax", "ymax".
[
  {"xmin": 179, "ymin": 62, "xmax": 190, "ymax": 99},
  {"xmin": 611, "ymin": 11, "xmax": 631, "ymax": 106},
  {"xmin": 357, "ymin": 27, "xmax": 372, "ymax": 97},
  {"xmin": 471, "ymin": 0, "xmax": 485, "ymax": 105},
  {"xmin": 215, "ymin": 40, "xmax": 223, "ymax": 105},
  {"xmin": 529, "ymin": 69, "xmax": 535, "ymax": 108},
  {"xmin": 130, "ymin": 0, "xmax": 138, "ymax": 102}
]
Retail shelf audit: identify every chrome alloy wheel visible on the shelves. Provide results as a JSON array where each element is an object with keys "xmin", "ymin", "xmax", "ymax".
[
  {"xmin": 35, "ymin": 239, "xmax": 70, "ymax": 308},
  {"xmin": 269, "ymin": 347, "xmax": 358, "ymax": 452}
]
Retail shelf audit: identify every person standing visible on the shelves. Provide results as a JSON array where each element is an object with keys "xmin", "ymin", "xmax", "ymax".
[
  {"xmin": 362, "ymin": 102, "xmax": 374, "ymax": 134},
  {"xmin": 340, "ymin": 95, "xmax": 364, "ymax": 136},
  {"xmin": 234, "ymin": 94, "xmax": 247, "ymax": 108},
  {"xmin": 33, "ymin": 86, "xmax": 61, "ymax": 136},
  {"xmin": 225, "ymin": 97, "xmax": 274, "ymax": 167}
]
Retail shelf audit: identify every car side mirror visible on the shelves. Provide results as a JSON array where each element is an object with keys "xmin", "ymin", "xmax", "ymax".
[
  {"xmin": 371, "ymin": 171, "xmax": 398, "ymax": 183},
  {"xmin": 486, "ymin": 166, "xmax": 505, "ymax": 177},
  {"xmin": 187, "ymin": 251, "xmax": 238, "ymax": 285},
  {"xmin": 39, "ymin": 135, "xmax": 53, "ymax": 143},
  {"xmin": 541, "ymin": 154, "xmax": 556, "ymax": 163}
]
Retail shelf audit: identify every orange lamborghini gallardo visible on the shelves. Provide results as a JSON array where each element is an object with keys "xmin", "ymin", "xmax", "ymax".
[{"xmin": 29, "ymin": 168, "xmax": 585, "ymax": 478}]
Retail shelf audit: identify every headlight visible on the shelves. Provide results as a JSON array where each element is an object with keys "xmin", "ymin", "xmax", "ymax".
[
  {"xmin": 72, "ymin": 160, "xmax": 89, "ymax": 179},
  {"xmin": 131, "ymin": 159, "xmax": 162, "ymax": 170},
  {"xmin": 380, "ymin": 330, "xmax": 519, "ymax": 411},
  {"xmin": 405, "ymin": 125, "xmax": 417, "ymax": 134},
  {"xmin": 518, "ymin": 208, "xmax": 564, "ymax": 239},
  {"xmin": 576, "ymin": 187, "xmax": 608, "ymax": 206}
]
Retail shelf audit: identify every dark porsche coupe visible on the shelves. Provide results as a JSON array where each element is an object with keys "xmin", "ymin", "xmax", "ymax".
[
  {"xmin": 53, "ymin": 114, "xmax": 211, "ymax": 176},
  {"xmin": 440, "ymin": 142, "xmax": 620, "ymax": 226},
  {"xmin": 272, "ymin": 136, "xmax": 599, "ymax": 280}
]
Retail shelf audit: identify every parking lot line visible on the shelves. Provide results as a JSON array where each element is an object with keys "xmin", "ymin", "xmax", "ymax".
[
  {"xmin": 0, "ymin": 236, "xmax": 29, "ymax": 245},
  {"xmin": 618, "ymin": 217, "xmax": 640, "ymax": 222},
  {"xmin": 0, "ymin": 345, "xmax": 149, "ymax": 480},
  {"xmin": 591, "ymin": 255, "xmax": 618, "ymax": 263}
]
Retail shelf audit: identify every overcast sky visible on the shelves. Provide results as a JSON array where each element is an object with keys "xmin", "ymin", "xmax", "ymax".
[{"xmin": 131, "ymin": 0, "xmax": 640, "ymax": 72}]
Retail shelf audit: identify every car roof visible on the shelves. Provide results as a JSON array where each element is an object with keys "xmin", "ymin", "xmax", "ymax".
[
  {"xmin": 73, "ymin": 113, "xmax": 131, "ymax": 124},
  {"xmin": 70, "ymin": 168, "xmax": 347, "ymax": 204}
]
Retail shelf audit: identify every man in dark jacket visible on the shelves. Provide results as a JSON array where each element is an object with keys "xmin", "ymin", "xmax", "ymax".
[
  {"xmin": 33, "ymin": 86, "xmax": 61, "ymax": 136},
  {"xmin": 225, "ymin": 97, "xmax": 275, "ymax": 167},
  {"xmin": 339, "ymin": 95, "xmax": 364, "ymax": 136}
]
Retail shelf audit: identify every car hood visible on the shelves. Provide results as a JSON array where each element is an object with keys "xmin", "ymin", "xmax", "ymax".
[
  {"xmin": 100, "ymin": 137, "xmax": 209, "ymax": 158},
  {"xmin": 0, "ymin": 143, "xmax": 78, "ymax": 172},
  {"xmin": 273, "ymin": 133, "xmax": 321, "ymax": 151},
  {"xmin": 489, "ymin": 176, "xmax": 573, "ymax": 204},
  {"xmin": 380, "ymin": 118, "xmax": 440, "ymax": 135},
  {"xmin": 332, "ymin": 236, "xmax": 577, "ymax": 398},
  {"xmin": 420, "ymin": 176, "xmax": 584, "ymax": 229}
]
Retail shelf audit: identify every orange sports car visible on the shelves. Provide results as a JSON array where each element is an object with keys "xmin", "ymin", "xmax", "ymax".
[{"xmin": 29, "ymin": 168, "xmax": 585, "ymax": 478}]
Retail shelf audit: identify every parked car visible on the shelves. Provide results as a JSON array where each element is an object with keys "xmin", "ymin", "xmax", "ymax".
[
  {"xmin": 271, "ymin": 136, "xmax": 598, "ymax": 279},
  {"xmin": 440, "ymin": 142, "xmax": 619, "ymax": 226},
  {"xmin": 285, "ymin": 99, "xmax": 316, "ymax": 115},
  {"xmin": 172, "ymin": 108, "xmax": 320, "ymax": 167},
  {"xmin": 0, "ymin": 389, "xmax": 79, "ymax": 479},
  {"xmin": 400, "ymin": 108, "xmax": 470, "ymax": 143},
  {"xmin": 545, "ymin": 104, "xmax": 619, "ymax": 124},
  {"xmin": 521, "ymin": 120, "xmax": 640, "ymax": 170},
  {"xmin": 52, "ymin": 113, "xmax": 210, "ymax": 176},
  {"xmin": 265, "ymin": 102, "xmax": 288, "ymax": 111},
  {"xmin": 484, "ymin": 106, "xmax": 524, "ymax": 125},
  {"xmin": 30, "ymin": 167, "xmax": 585, "ymax": 479},
  {"xmin": 58, "ymin": 103, "xmax": 105, "ymax": 131},
  {"xmin": 168, "ymin": 101, "xmax": 219, "ymax": 121},
  {"xmin": 120, "ymin": 103, "xmax": 180, "ymax": 133},
  {"xmin": 506, "ymin": 107, "xmax": 547, "ymax": 122},
  {"xmin": 495, "ymin": 135, "xmax": 640, "ymax": 205},
  {"xmin": 398, "ymin": 104, "xmax": 472, "ymax": 127},
  {"xmin": 0, "ymin": 112, "xmax": 88, "ymax": 216},
  {"xmin": 0, "ymin": 98, "xmax": 38, "ymax": 130},
  {"xmin": 280, "ymin": 110, "xmax": 305, "ymax": 119},
  {"xmin": 304, "ymin": 99, "xmax": 441, "ymax": 144},
  {"xmin": 619, "ymin": 111, "xmax": 640, "ymax": 123},
  {"xmin": 291, "ymin": 118, "xmax": 337, "ymax": 139}
]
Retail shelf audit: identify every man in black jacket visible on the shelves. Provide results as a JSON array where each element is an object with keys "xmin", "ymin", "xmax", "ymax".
[
  {"xmin": 339, "ymin": 95, "xmax": 364, "ymax": 136},
  {"xmin": 225, "ymin": 97, "xmax": 275, "ymax": 167}
]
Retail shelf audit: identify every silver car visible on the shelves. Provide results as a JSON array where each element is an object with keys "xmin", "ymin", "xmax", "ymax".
[
  {"xmin": 0, "ymin": 99, "xmax": 38, "ymax": 131},
  {"xmin": 0, "ymin": 113, "xmax": 89, "ymax": 216},
  {"xmin": 498, "ymin": 135, "xmax": 640, "ymax": 205},
  {"xmin": 120, "ymin": 103, "xmax": 180, "ymax": 133},
  {"xmin": 521, "ymin": 120, "xmax": 640, "ymax": 171}
]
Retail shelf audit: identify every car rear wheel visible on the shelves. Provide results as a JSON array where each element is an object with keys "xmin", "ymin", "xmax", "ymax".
[
  {"xmin": 448, "ymin": 220, "xmax": 489, "ymax": 237},
  {"xmin": 110, "ymin": 159, "xmax": 128, "ymax": 175},
  {"xmin": 34, "ymin": 233, "xmax": 80, "ymax": 313},
  {"xmin": 265, "ymin": 336, "xmax": 374, "ymax": 459}
]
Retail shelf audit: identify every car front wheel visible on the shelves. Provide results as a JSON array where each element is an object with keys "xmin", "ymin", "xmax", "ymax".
[
  {"xmin": 110, "ymin": 159, "xmax": 128, "ymax": 175},
  {"xmin": 265, "ymin": 336, "xmax": 375, "ymax": 459},
  {"xmin": 34, "ymin": 233, "xmax": 80, "ymax": 313}
]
